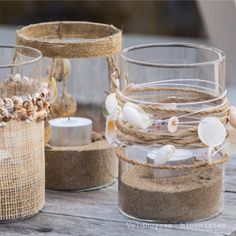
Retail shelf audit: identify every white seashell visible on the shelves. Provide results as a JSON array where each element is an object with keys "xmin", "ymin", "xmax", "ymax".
[
  {"xmin": 105, "ymin": 93, "xmax": 119, "ymax": 120},
  {"xmin": 105, "ymin": 115, "xmax": 116, "ymax": 144},
  {"xmin": 4, "ymin": 98, "xmax": 14, "ymax": 110},
  {"xmin": 198, "ymin": 117, "xmax": 226, "ymax": 147},
  {"xmin": 13, "ymin": 73, "xmax": 22, "ymax": 82},
  {"xmin": 23, "ymin": 76, "xmax": 30, "ymax": 84},
  {"xmin": 224, "ymin": 125, "xmax": 236, "ymax": 155},
  {"xmin": 147, "ymin": 145, "xmax": 176, "ymax": 165},
  {"xmin": 122, "ymin": 102, "xmax": 151, "ymax": 129},
  {"xmin": 229, "ymin": 106, "xmax": 236, "ymax": 129},
  {"xmin": 167, "ymin": 116, "xmax": 179, "ymax": 133}
]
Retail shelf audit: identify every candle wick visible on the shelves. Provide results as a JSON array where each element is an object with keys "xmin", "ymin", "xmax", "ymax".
[{"xmin": 68, "ymin": 117, "xmax": 71, "ymax": 121}]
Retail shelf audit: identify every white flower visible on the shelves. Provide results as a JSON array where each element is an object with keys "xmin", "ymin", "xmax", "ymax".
[
  {"xmin": 105, "ymin": 115, "xmax": 116, "ymax": 144},
  {"xmin": 147, "ymin": 145, "xmax": 176, "ymax": 165},
  {"xmin": 167, "ymin": 116, "xmax": 179, "ymax": 133},
  {"xmin": 121, "ymin": 102, "xmax": 151, "ymax": 129},
  {"xmin": 105, "ymin": 93, "xmax": 119, "ymax": 120}
]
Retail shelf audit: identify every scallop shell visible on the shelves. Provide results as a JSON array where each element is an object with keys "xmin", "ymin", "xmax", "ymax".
[
  {"xmin": 229, "ymin": 106, "xmax": 236, "ymax": 129},
  {"xmin": 198, "ymin": 117, "xmax": 226, "ymax": 147},
  {"xmin": 167, "ymin": 116, "xmax": 179, "ymax": 133},
  {"xmin": 105, "ymin": 93, "xmax": 118, "ymax": 119},
  {"xmin": 121, "ymin": 102, "xmax": 151, "ymax": 129},
  {"xmin": 105, "ymin": 115, "xmax": 116, "ymax": 144},
  {"xmin": 147, "ymin": 145, "xmax": 176, "ymax": 165}
]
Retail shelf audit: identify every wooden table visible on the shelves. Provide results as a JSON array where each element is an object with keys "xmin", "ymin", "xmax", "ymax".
[
  {"xmin": 0, "ymin": 26, "xmax": 236, "ymax": 236},
  {"xmin": 0, "ymin": 157, "xmax": 235, "ymax": 236}
]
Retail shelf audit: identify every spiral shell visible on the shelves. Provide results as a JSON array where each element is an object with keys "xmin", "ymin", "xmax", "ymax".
[{"xmin": 4, "ymin": 98, "xmax": 14, "ymax": 111}]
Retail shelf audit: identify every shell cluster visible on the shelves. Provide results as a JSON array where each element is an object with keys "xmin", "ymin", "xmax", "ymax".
[
  {"xmin": 0, "ymin": 88, "xmax": 50, "ymax": 126},
  {"xmin": 7, "ymin": 73, "xmax": 31, "ymax": 84}
]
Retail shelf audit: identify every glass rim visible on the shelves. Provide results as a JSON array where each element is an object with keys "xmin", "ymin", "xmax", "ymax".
[
  {"xmin": 120, "ymin": 43, "xmax": 226, "ymax": 68},
  {"xmin": 118, "ymin": 79, "xmax": 227, "ymax": 106},
  {"xmin": 0, "ymin": 44, "xmax": 42, "ymax": 68}
]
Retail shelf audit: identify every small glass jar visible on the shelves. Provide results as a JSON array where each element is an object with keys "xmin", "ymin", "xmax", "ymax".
[
  {"xmin": 0, "ymin": 45, "xmax": 46, "ymax": 222},
  {"xmin": 115, "ymin": 43, "xmax": 228, "ymax": 223}
]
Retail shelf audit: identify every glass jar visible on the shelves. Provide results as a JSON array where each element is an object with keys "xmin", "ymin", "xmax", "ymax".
[
  {"xmin": 113, "ymin": 43, "xmax": 228, "ymax": 222},
  {"xmin": 17, "ymin": 21, "xmax": 121, "ymax": 190},
  {"xmin": 0, "ymin": 45, "xmax": 46, "ymax": 221}
]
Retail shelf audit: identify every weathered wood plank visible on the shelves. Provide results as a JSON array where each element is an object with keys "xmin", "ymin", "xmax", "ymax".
[{"xmin": 0, "ymin": 212, "xmax": 222, "ymax": 236}]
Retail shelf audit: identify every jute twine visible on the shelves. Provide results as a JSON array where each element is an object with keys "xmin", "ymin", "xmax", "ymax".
[
  {"xmin": 116, "ymin": 86, "xmax": 229, "ymax": 147},
  {"xmin": 0, "ymin": 120, "xmax": 45, "ymax": 221},
  {"xmin": 116, "ymin": 148, "xmax": 229, "ymax": 170},
  {"xmin": 115, "ymin": 84, "xmax": 229, "ymax": 169},
  {"xmin": 16, "ymin": 21, "xmax": 122, "ymax": 58}
]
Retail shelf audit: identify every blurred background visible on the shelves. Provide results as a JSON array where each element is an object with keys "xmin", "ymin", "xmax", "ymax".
[{"xmin": 0, "ymin": 0, "xmax": 235, "ymax": 129}]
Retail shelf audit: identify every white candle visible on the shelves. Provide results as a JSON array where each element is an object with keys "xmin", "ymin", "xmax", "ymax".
[{"xmin": 49, "ymin": 117, "xmax": 92, "ymax": 147}]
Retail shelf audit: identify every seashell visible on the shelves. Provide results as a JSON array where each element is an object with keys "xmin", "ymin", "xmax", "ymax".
[
  {"xmin": 147, "ymin": 145, "xmax": 176, "ymax": 165},
  {"xmin": 224, "ymin": 125, "xmax": 236, "ymax": 155},
  {"xmin": 229, "ymin": 106, "xmax": 236, "ymax": 129},
  {"xmin": 115, "ymin": 79, "xmax": 120, "ymax": 89},
  {"xmin": 47, "ymin": 58, "xmax": 71, "ymax": 82},
  {"xmin": 0, "ymin": 98, "xmax": 4, "ymax": 107},
  {"xmin": 17, "ymin": 108, "xmax": 28, "ymax": 121},
  {"xmin": 36, "ymin": 98, "xmax": 44, "ymax": 110},
  {"xmin": 105, "ymin": 93, "xmax": 119, "ymax": 120},
  {"xmin": 4, "ymin": 98, "xmax": 14, "ymax": 110},
  {"xmin": 167, "ymin": 116, "xmax": 179, "ymax": 133},
  {"xmin": 13, "ymin": 73, "xmax": 22, "ymax": 83},
  {"xmin": 0, "ymin": 107, "xmax": 9, "ymax": 117},
  {"xmin": 121, "ymin": 102, "xmax": 151, "ymax": 129},
  {"xmin": 22, "ymin": 76, "xmax": 30, "ymax": 84},
  {"xmin": 105, "ymin": 115, "xmax": 116, "ymax": 144},
  {"xmin": 198, "ymin": 117, "xmax": 226, "ymax": 147},
  {"xmin": 2, "ymin": 115, "xmax": 11, "ymax": 122},
  {"xmin": 50, "ymin": 94, "xmax": 77, "ymax": 118},
  {"xmin": 12, "ymin": 96, "xmax": 23, "ymax": 106}
]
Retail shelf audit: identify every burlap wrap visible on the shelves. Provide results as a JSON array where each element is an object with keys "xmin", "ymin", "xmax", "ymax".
[{"xmin": 0, "ymin": 120, "xmax": 45, "ymax": 221}]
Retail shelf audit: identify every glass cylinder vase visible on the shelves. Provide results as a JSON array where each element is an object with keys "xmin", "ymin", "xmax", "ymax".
[
  {"xmin": 111, "ymin": 43, "xmax": 229, "ymax": 223},
  {"xmin": 0, "ymin": 45, "xmax": 47, "ymax": 222}
]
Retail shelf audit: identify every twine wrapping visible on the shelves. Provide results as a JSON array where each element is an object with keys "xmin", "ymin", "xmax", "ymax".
[
  {"xmin": 116, "ymin": 86, "xmax": 229, "ymax": 148},
  {"xmin": 16, "ymin": 21, "xmax": 122, "ymax": 58},
  {"xmin": 0, "ymin": 120, "xmax": 45, "ymax": 221}
]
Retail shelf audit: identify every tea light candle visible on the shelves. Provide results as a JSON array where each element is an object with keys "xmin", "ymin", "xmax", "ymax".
[{"xmin": 49, "ymin": 117, "xmax": 92, "ymax": 147}]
